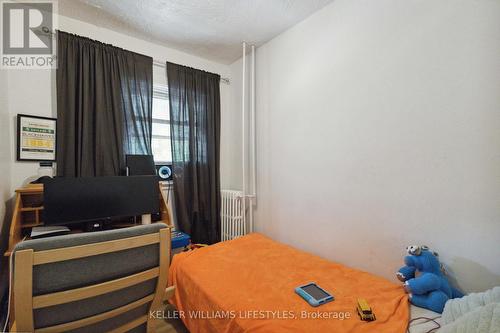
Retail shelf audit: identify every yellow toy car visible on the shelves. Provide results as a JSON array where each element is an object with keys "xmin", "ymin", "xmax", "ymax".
[{"xmin": 357, "ymin": 299, "xmax": 376, "ymax": 321}]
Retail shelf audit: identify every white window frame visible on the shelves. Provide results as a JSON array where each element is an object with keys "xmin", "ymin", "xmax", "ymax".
[{"xmin": 152, "ymin": 84, "xmax": 172, "ymax": 164}]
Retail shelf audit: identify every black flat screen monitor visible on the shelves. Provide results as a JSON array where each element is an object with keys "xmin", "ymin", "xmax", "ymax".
[
  {"xmin": 44, "ymin": 176, "xmax": 159, "ymax": 225},
  {"xmin": 126, "ymin": 154, "xmax": 156, "ymax": 176}
]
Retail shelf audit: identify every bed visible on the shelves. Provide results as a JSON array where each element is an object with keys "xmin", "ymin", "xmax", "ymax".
[{"xmin": 168, "ymin": 233, "xmax": 410, "ymax": 333}]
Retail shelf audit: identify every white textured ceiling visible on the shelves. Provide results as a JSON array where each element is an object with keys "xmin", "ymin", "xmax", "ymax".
[{"xmin": 60, "ymin": 0, "xmax": 334, "ymax": 64}]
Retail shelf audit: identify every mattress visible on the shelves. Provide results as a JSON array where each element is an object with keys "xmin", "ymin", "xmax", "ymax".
[{"xmin": 168, "ymin": 233, "xmax": 409, "ymax": 333}]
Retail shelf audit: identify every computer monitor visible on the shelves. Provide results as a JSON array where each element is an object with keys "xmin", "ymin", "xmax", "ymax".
[
  {"xmin": 43, "ymin": 176, "xmax": 159, "ymax": 225},
  {"xmin": 126, "ymin": 154, "xmax": 156, "ymax": 176}
]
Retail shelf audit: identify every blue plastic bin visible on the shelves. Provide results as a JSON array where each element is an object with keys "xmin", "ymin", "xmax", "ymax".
[{"xmin": 171, "ymin": 231, "xmax": 190, "ymax": 249}]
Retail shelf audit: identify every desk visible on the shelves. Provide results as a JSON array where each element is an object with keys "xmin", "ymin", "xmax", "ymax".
[{"xmin": 5, "ymin": 182, "xmax": 172, "ymax": 256}]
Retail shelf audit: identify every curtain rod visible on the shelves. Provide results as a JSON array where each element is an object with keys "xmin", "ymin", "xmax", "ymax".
[
  {"xmin": 40, "ymin": 28, "xmax": 231, "ymax": 85},
  {"xmin": 153, "ymin": 60, "xmax": 230, "ymax": 84}
]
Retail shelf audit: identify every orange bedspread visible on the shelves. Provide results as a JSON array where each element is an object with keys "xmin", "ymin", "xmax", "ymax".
[{"xmin": 168, "ymin": 233, "xmax": 409, "ymax": 333}]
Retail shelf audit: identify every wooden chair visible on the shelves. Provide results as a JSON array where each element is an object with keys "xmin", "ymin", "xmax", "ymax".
[{"xmin": 11, "ymin": 223, "xmax": 175, "ymax": 333}]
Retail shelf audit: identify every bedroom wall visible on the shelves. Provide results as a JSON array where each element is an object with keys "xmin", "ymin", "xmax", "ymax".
[
  {"xmin": 4, "ymin": 13, "xmax": 234, "ymax": 194},
  {"xmin": 250, "ymin": 0, "xmax": 500, "ymax": 293},
  {"xmin": 0, "ymin": 70, "xmax": 12, "ymax": 249},
  {"xmin": 0, "ymin": 64, "xmax": 12, "ymax": 298},
  {"xmin": 0, "ymin": 72, "xmax": 11, "ymax": 209},
  {"xmin": 223, "ymin": 58, "xmax": 247, "ymax": 191}
]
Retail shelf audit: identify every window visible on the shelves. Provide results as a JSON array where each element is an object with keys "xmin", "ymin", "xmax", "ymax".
[{"xmin": 152, "ymin": 84, "xmax": 172, "ymax": 163}]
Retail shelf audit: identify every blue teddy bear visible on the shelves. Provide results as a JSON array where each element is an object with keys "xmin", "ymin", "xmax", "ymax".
[{"xmin": 397, "ymin": 245, "xmax": 463, "ymax": 313}]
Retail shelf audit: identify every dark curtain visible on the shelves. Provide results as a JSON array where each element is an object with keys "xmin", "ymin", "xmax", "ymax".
[
  {"xmin": 56, "ymin": 31, "xmax": 153, "ymax": 177},
  {"xmin": 167, "ymin": 62, "xmax": 221, "ymax": 244}
]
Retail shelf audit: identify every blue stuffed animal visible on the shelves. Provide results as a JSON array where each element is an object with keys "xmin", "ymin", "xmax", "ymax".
[{"xmin": 397, "ymin": 245, "xmax": 463, "ymax": 313}]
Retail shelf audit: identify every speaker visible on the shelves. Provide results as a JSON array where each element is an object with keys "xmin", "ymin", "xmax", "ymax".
[{"xmin": 156, "ymin": 164, "xmax": 173, "ymax": 181}]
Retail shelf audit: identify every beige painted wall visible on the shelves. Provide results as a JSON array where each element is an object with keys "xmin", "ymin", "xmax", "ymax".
[
  {"xmin": 0, "ymin": 68, "xmax": 12, "ymax": 254},
  {"xmin": 0, "ymin": 62, "xmax": 12, "ymax": 297}
]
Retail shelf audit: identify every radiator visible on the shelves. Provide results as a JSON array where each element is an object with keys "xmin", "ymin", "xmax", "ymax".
[{"xmin": 221, "ymin": 190, "xmax": 246, "ymax": 241}]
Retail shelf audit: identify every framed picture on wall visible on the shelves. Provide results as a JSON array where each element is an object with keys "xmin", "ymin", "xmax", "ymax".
[{"xmin": 17, "ymin": 114, "xmax": 57, "ymax": 161}]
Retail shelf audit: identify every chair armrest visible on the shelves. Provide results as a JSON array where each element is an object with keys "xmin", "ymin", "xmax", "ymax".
[{"xmin": 163, "ymin": 286, "xmax": 176, "ymax": 301}]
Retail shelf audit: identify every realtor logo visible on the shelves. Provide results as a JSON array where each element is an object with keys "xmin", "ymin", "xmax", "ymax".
[{"xmin": 1, "ymin": 0, "xmax": 57, "ymax": 69}]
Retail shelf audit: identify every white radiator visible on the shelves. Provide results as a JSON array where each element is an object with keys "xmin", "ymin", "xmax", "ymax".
[{"xmin": 221, "ymin": 190, "xmax": 246, "ymax": 241}]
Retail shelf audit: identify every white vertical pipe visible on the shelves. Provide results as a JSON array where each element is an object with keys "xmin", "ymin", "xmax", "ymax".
[
  {"xmin": 222, "ymin": 193, "xmax": 225, "ymax": 241},
  {"xmin": 225, "ymin": 193, "xmax": 228, "ymax": 241},
  {"xmin": 231, "ymin": 192, "xmax": 234, "ymax": 239},
  {"xmin": 241, "ymin": 42, "xmax": 247, "ymax": 234},
  {"xmin": 231, "ymin": 193, "xmax": 233, "ymax": 239},
  {"xmin": 224, "ymin": 193, "xmax": 226, "ymax": 241},
  {"xmin": 233, "ymin": 192, "xmax": 236, "ymax": 239},
  {"xmin": 248, "ymin": 44, "xmax": 256, "ymax": 233},
  {"xmin": 226, "ymin": 193, "xmax": 229, "ymax": 241},
  {"xmin": 225, "ymin": 192, "xmax": 229, "ymax": 240},
  {"xmin": 251, "ymin": 44, "xmax": 256, "ymax": 196},
  {"xmin": 237, "ymin": 195, "xmax": 241, "ymax": 238},
  {"xmin": 226, "ymin": 192, "xmax": 229, "ymax": 241},
  {"xmin": 243, "ymin": 194, "xmax": 246, "ymax": 235},
  {"xmin": 236, "ymin": 193, "xmax": 239, "ymax": 238},
  {"xmin": 234, "ymin": 199, "xmax": 243, "ymax": 238}
]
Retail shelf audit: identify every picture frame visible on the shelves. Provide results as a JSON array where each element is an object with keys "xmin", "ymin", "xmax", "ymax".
[{"xmin": 17, "ymin": 114, "xmax": 57, "ymax": 162}]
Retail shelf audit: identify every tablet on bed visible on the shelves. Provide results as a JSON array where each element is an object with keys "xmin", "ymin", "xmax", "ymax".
[{"xmin": 295, "ymin": 282, "xmax": 334, "ymax": 307}]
